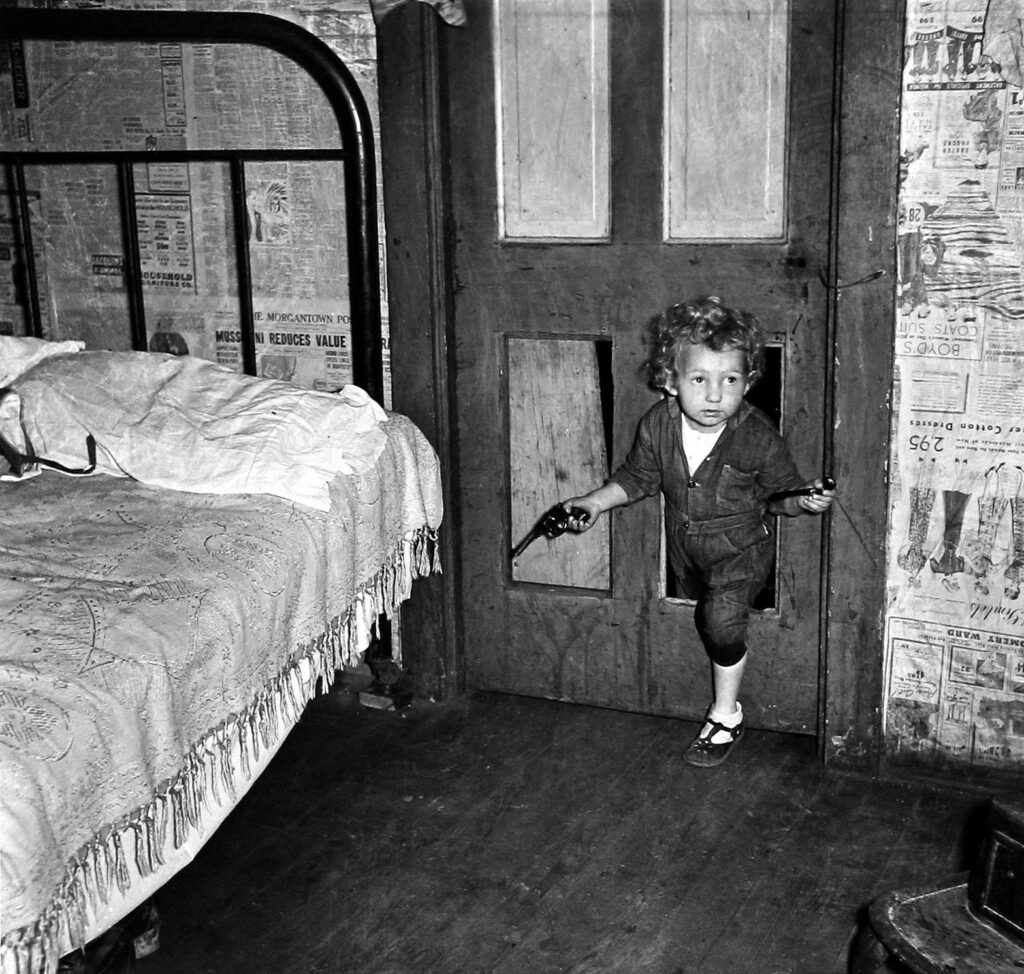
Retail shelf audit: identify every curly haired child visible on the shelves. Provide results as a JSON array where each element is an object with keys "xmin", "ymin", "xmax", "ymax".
[{"xmin": 563, "ymin": 296, "xmax": 834, "ymax": 767}]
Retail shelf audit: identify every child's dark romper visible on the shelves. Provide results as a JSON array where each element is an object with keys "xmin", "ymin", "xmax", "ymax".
[{"xmin": 609, "ymin": 397, "xmax": 805, "ymax": 667}]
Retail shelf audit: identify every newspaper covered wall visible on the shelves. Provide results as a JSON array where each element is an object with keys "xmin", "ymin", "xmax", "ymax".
[
  {"xmin": 0, "ymin": 0, "xmax": 391, "ymax": 404},
  {"xmin": 886, "ymin": 0, "xmax": 1024, "ymax": 773}
]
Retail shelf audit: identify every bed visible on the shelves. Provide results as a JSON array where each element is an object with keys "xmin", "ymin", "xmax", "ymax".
[{"xmin": 0, "ymin": 11, "xmax": 442, "ymax": 974}]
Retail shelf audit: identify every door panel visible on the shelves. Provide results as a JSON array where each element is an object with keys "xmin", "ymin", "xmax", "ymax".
[
  {"xmin": 664, "ymin": 0, "xmax": 789, "ymax": 240},
  {"xmin": 494, "ymin": 0, "xmax": 610, "ymax": 239},
  {"xmin": 446, "ymin": 0, "xmax": 837, "ymax": 732}
]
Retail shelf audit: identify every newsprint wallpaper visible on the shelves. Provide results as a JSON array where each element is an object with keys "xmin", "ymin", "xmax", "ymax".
[
  {"xmin": 885, "ymin": 0, "xmax": 1024, "ymax": 774},
  {"xmin": 0, "ymin": 0, "xmax": 391, "ymax": 402}
]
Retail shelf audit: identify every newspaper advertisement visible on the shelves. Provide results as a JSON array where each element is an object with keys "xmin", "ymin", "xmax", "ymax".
[
  {"xmin": 214, "ymin": 302, "xmax": 354, "ymax": 392},
  {"xmin": 886, "ymin": 0, "xmax": 1024, "ymax": 772},
  {"xmin": 885, "ymin": 617, "xmax": 1024, "ymax": 767},
  {"xmin": 0, "ymin": 0, "xmax": 388, "ymax": 401}
]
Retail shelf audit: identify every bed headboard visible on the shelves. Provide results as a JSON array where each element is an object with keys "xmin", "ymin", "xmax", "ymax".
[{"xmin": 1, "ymin": 9, "xmax": 384, "ymax": 403}]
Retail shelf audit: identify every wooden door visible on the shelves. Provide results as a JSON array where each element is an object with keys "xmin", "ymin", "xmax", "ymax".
[{"xmin": 444, "ymin": 0, "xmax": 837, "ymax": 733}]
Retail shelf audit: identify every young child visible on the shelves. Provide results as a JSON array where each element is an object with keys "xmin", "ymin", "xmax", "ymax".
[{"xmin": 563, "ymin": 296, "xmax": 835, "ymax": 767}]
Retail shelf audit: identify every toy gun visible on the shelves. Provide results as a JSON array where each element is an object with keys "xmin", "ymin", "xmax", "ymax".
[
  {"xmin": 768, "ymin": 476, "xmax": 837, "ymax": 501},
  {"xmin": 512, "ymin": 503, "xmax": 590, "ymax": 560}
]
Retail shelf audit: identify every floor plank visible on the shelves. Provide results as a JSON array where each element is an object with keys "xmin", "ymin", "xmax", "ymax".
[{"xmin": 130, "ymin": 689, "xmax": 1002, "ymax": 974}]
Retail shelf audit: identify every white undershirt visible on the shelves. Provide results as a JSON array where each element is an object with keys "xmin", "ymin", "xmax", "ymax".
[{"xmin": 681, "ymin": 418, "xmax": 725, "ymax": 475}]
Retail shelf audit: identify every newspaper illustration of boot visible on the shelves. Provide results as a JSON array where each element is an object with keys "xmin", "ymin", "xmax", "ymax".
[
  {"xmin": 929, "ymin": 467, "xmax": 970, "ymax": 592},
  {"xmin": 909, "ymin": 33, "xmax": 941, "ymax": 78},
  {"xmin": 1005, "ymin": 467, "xmax": 1024, "ymax": 600},
  {"xmin": 897, "ymin": 459, "xmax": 937, "ymax": 587},
  {"xmin": 964, "ymin": 464, "xmax": 1009, "ymax": 596},
  {"xmin": 944, "ymin": 33, "xmax": 963, "ymax": 79}
]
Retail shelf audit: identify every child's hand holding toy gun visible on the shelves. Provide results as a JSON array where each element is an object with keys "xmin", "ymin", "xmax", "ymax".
[
  {"xmin": 512, "ymin": 484, "xmax": 626, "ymax": 561},
  {"xmin": 768, "ymin": 477, "xmax": 837, "ymax": 516},
  {"xmin": 511, "ymin": 503, "xmax": 591, "ymax": 560}
]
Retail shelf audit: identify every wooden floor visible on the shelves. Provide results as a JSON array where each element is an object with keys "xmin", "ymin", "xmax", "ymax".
[{"xmin": 133, "ymin": 688, "xmax": 999, "ymax": 974}]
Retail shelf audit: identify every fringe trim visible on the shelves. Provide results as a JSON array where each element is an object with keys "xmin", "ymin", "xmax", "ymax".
[{"xmin": 0, "ymin": 526, "xmax": 440, "ymax": 974}]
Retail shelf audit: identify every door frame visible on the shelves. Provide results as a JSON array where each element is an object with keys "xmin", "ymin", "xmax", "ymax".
[
  {"xmin": 376, "ymin": 0, "xmax": 903, "ymax": 771},
  {"xmin": 818, "ymin": 0, "xmax": 903, "ymax": 768}
]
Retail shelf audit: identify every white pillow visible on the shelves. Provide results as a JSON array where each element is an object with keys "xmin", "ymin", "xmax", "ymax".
[
  {"xmin": 9, "ymin": 351, "xmax": 389, "ymax": 511},
  {"xmin": 0, "ymin": 336, "xmax": 85, "ymax": 387}
]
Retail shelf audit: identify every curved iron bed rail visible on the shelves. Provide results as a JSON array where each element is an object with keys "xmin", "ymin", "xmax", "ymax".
[{"xmin": 0, "ymin": 9, "xmax": 384, "ymax": 403}]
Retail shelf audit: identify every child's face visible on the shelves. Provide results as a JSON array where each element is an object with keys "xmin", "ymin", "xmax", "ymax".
[{"xmin": 672, "ymin": 344, "xmax": 750, "ymax": 432}]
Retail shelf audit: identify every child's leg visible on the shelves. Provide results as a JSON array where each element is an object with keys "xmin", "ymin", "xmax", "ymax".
[
  {"xmin": 683, "ymin": 587, "xmax": 753, "ymax": 765},
  {"xmin": 696, "ymin": 607, "xmax": 748, "ymax": 745},
  {"xmin": 684, "ymin": 535, "xmax": 772, "ymax": 766},
  {"xmin": 711, "ymin": 655, "xmax": 747, "ymax": 720},
  {"xmin": 672, "ymin": 567, "xmax": 750, "ymax": 721}
]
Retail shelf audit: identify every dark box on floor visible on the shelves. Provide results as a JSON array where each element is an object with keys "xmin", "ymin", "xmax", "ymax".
[{"xmin": 968, "ymin": 799, "xmax": 1024, "ymax": 946}]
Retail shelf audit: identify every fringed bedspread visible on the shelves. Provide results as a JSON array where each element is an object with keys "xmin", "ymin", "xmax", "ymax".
[{"xmin": 0, "ymin": 413, "xmax": 443, "ymax": 974}]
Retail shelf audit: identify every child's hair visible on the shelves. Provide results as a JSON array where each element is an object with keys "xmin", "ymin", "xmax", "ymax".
[{"xmin": 644, "ymin": 295, "xmax": 765, "ymax": 392}]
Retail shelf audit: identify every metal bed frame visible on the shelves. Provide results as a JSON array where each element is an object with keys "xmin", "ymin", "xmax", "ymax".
[
  {"xmin": 1, "ymin": 8, "xmax": 384, "ymax": 404},
  {"xmin": 1, "ymin": 7, "xmax": 398, "ymax": 691}
]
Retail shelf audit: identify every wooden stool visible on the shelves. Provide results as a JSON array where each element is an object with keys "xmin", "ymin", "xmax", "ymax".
[{"xmin": 849, "ymin": 872, "xmax": 1024, "ymax": 974}]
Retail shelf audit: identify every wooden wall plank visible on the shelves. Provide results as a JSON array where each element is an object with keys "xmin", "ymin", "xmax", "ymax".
[
  {"xmin": 377, "ymin": 4, "xmax": 460, "ymax": 698},
  {"xmin": 823, "ymin": 0, "xmax": 903, "ymax": 770}
]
